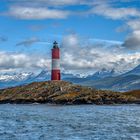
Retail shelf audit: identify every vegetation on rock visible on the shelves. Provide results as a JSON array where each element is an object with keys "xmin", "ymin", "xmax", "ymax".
[{"xmin": 0, "ymin": 81, "xmax": 139, "ymax": 104}]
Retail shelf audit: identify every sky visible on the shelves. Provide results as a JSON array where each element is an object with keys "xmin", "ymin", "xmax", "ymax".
[{"xmin": 0, "ymin": 0, "xmax": 140, "ymax": 75}]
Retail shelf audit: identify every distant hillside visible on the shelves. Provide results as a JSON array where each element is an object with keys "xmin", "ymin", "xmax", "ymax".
[
  {"xmin": 74, "ymin": 65, "xmax": 140, "ymax": 91},
  {"xmin": 0, "ymin": 81, "xmax": 139, "ymax": 105},
  {"xmin": 0, "ymin": 64, "xmax": 140, "ymax": 92},
  {"xmin": 122, "ymin": 64, "xmax": 140, "ymax": 76},
  {"xmin": 81, "ymin": 75, "xmax": 140, "ymax": 91}
]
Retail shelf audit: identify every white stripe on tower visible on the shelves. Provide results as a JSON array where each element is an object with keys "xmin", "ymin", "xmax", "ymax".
[{"xmin": 52, "ymin": 59, "xmax": 60, "ymax": 70}]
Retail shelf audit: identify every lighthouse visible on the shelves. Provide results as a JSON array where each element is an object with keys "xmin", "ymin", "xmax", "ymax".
[{"xmin": 51, "ymin": 41, "xmax": 61, "ymax": 80}]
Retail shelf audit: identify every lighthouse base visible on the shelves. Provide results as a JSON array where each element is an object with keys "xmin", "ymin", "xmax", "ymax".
[{"xmin": 51, "ymin": 70, "xmax": 61, "ymax": 80}]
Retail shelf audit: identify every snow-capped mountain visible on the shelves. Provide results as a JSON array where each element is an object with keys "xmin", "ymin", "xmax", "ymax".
[
  {"xmin": 0, "ymin": 72, "xmax": 34, "ymax": 82},
  {"xmin": 0, "ymin": 67, "xmax": 120, "ymax": 83},
  {"xmin": 0, "ymin": 70, "xmax": 62, "ymax": 88},
  {"xmin": 0, "ymin": 72, "xmax": 35, "ymax": 89},
  {"xmin": 0, "ymin": 68, "xmax": 121, "ymax": 89},
  {"xmin": 0, "ymin": 64, "xmax": 140, "ymax": 91},
  {"xmin": 122, "ymin": 64, "xmax": 140, "ymax": 76},
  {"xmin": 33, "ymin": 69, "xmax": 50, "ymax": 81},
  {"xmin": 80, "ymin": 65, "xmax": 140, "ymax": 91},
  {"xmin": 60, "ymin": 68, "xmax": 121, "ymax": 84},
  {"xmin": 89, "ymin": 68, "xmax": 119, "ymax": 79}
]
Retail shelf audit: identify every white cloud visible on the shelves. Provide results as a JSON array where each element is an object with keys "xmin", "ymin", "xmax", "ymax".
[
  {"xmin": 0, "ymin": 1, "xmax": 140, "ymax": 74},
  {"xmin": 62, "ymin": 34, "xmax": 79, "ymax": 48},
  {"xmin": 61, "ymin": 34, "xmax": 140, "ymax": 74},
  {"xmin": 127, "ymin": 19, "xmax": 140, "ymax": 31},
  {"xmin": 3, "ymin": 6, "xmax": 70, "ymax": 20},
  {"xmin": 0, "ymin": 35, "xmax": 140, "ymax": 75},
  {"xmin": 90, "ymin": 4, "xmax": 140, "ymax": 20},
  {"xmin": 37, "ymin": 0, "xmax": 85, "ymax": 5},
  {"xmin": 0, "ymin": 52, "xmax": 30, "ymax": 69},
  {"xmin": 6, "ymin": 0, "xmax": 93, "ymax": 6},
  {"xmin": 1, "ymin": 0, "xmax": 140, "ymax": 21},
  {"xmin": 0, "ymin": 52, "xmax": 51, "ymax": 72}
]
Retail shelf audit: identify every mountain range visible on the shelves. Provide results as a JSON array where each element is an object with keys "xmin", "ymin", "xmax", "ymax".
[
  {"xmin": 78, "ymin": 65, "xmax": 140, "ymax": 91},
  {"xmin": 0, "ymin": 64, "xmax": 140, "ymax": 91}
]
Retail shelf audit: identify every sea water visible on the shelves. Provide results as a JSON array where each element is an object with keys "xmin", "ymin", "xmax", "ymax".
[{"xmin": 0, "ymin": 104, "xmax": 140, "ymax": 140}]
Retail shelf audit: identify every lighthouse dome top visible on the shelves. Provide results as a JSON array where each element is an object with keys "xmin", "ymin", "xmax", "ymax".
[{"xmin": 53, "ymin": 41, "xmax": 59, "ymax": 48}]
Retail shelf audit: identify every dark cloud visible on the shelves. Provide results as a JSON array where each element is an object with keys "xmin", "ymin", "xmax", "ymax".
[
  {"xmin": 28, "ymin": 24, "xmax": 46, "ymax": 31},
  {"xmin": 16, "ymin": 37, "xmax": 40, "ymax": 46},
  {"xmin": 51, "ymin": 22, "xmax": 61, "ymax": 28},
  {"xmin": 122, "ymin": 32, "xmax": 140, "ymax": 50},
  {"xmin": 0, "ymin": 36, "xmax": 8, "ymax": 42}
]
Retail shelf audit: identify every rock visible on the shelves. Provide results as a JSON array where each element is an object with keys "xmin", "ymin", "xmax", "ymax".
[{"xmin": 0, "ymin": 80, "xmax": 139, "ymax": 104}]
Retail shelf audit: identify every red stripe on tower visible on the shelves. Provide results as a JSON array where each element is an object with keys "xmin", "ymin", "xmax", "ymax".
[{"xmin": 51, "ymin": 41, "xmax": 61, "ymax": 80}]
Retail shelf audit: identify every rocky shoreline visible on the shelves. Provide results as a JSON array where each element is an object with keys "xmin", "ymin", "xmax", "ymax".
[{"xmin": 0, "ymin": 81, "xmax": 140, "ymax": 105}]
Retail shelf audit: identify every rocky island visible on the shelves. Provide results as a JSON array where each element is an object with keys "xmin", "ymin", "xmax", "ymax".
[{"xmin": 0, "ymin": 81, "xmax": 140, "ymax": 105}]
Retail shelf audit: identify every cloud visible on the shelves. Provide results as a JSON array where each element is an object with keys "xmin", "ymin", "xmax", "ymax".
[
  {"xmin": 116, "ymin": 24, "xmax": 129, "ymax": 33},
  {"xmin": 60, "ymin": 34, "xmax": 140, "ymax": 74},
  {"xmin": 28, "ymin": 24, "xmax": 46, "ymax": 31},
  {"xmin": 16, "ymin": 37, "xmax": 40, "ymax": 46},
  {"xmin": 2, "ymin": 6, "xmax": 70, "ymax": 20},
  {"xmin": 16, "ymin": 37, "xmax": 50, "ymax": 47},
  {"xmin": 90, "ymin": 4, "xmax": 140, "ymax": 20},
  {"xmin": 33, "ymin": 0, "xmax": 85, "ymax": 6},
  {"xmin": 0, "ymin": 1, "xmax": 140, "ymax": 74},
  {"xmin": 0, "ymin": 36, "xmax": 8, "ymax": 42},
  {"xmin": 61, "ymin": 34, "xmax": 79, "ymax": 48},
  {"xmin": 127, "ymin": 19, "xmax": 140, "ymax": 31},
  {"xmin": 121, "ymin": 19, "xmax": 140, "ymax": 50},
  {"xmin": 1, "ymin": 0, "xmax": 140, "ymax": 21},
  {"xmin": 4, "ymin": 0, "xmax": 93, "ymax": 6},
  {"xmin": 0, "ymin": 34, "xmax": 140, "ymax": 75},
  {"xmin": 0, "ymin": 52, "xmax": 30, "ymax": 69},
  {"xmin": 122, "ymin": 31, "xmax": 140, "ymax": 50},
  {"xmin": 0, "ymin": 51, "xmax": 51, "ymax": 72}
]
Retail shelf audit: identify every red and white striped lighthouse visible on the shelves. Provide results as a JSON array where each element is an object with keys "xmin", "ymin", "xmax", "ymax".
[{"xmin": 51, "ymin": 41, "xmax": 61, "ymax": 80}]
